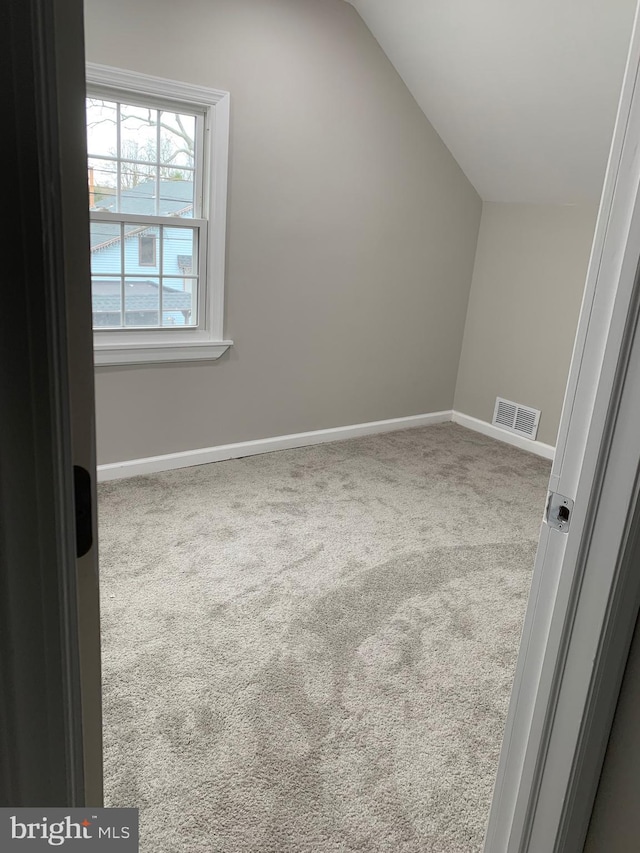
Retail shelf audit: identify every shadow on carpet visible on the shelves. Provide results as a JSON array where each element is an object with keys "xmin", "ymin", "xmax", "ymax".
[{"xmin": 98, "ymin": 423, "xmax": 550, "ymax": 852}]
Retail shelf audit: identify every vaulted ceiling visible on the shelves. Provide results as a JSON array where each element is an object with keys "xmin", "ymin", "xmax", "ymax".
[{"xmin": 348, "ymin": 0, "xmax": 637, "ymax": 203}]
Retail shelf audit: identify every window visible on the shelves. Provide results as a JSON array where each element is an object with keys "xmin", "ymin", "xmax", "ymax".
[
  {"xmin": 138, "ymin": 234, "xmax": 157, "ymax": 267},
  {"xmin": 86, "ymin": 64, "xmax": 232, "ymax": 365}
]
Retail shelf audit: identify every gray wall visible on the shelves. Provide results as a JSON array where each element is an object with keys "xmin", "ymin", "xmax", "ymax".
[
  {"xmin": 454, "ymin": 203, "xmax": 598, "ymax": 446},
  {"xmin": 84, "ymin": 0, "xmax": 482, "ymax": 464},
  {"xmin": 584, "ymin": 611, "xmax": 640, "ymax": 853}
]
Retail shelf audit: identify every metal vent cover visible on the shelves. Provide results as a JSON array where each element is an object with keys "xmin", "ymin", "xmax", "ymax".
[{"xmin": 492, "ymin": 397, "xmax": 540, "ymax": 439}]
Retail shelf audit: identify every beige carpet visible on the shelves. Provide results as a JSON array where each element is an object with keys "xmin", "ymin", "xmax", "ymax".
[{"xmin": 98, "ymin": 423, "xmax": 550, "ymax": 852}]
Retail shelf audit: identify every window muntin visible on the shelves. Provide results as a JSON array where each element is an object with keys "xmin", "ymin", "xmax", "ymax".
[{"xmin": 86, "ymin": 92, "xmax": 205, "ymax": 330}]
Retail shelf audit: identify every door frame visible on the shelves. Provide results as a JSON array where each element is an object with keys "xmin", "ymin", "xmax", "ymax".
[
  {"xmin": 0, "ymin": 0, "xmax": 102, "ymax": 807},
  {"xmin": 484, "ymin": 2, "xmax": 640, "ymax": 850}
]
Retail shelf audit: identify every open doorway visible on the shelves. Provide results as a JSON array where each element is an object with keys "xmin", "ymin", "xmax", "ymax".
[{"xmin": 85, "ymin": 0, "xmax": 637, "ymax": 850}]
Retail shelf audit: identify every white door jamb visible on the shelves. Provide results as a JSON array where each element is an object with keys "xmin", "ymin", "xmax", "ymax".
[{"xmin": 484, "ymin": 2, "xmax": 640, "ymax": 850}]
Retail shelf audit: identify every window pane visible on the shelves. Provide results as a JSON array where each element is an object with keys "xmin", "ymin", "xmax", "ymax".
[
  {"xmin": 120, "ymin": 165, "xmax": 157, "ymax": 215},
  {"xmin": 88, "ymin": 158, "xmax": 117, "ymax": 212},
  {"xmin": 90, "ymin": 222, "xmax": 121, "ymax": 274},
  {"xmin": 86, "ymin": 98, "xmax": 117, "ymax": 158},
  {"xmin": 124, "ymin": 276, "xmax": 160, "ymax": 327},
  {"xmin": 162, "ymin": 226, "xmax": 197, "ymax": 277},
  {"xmin": 162, "ymin": 278, "xmax": 197, "ymax": 327},
  {"xmin": 92, "ymin": 276, "xmax": 122, "ymax": 327},
  {"xmin": 86, "ymin": 82, "xmax": 212, "ymax": 334},
  {"xmin": 120, "ymin": 103, "xmax": 157, "ymax": 163},
  {"xmin": 124, "ymin": 224, "xmax": 160, "ymax": 274},
  {"xmin": 160, "ymin": 111, "xmax": 196, "ymax": 168},
  {"xmin": 159, "ymin": 169, "xmax": 195, "ymax": 217}
]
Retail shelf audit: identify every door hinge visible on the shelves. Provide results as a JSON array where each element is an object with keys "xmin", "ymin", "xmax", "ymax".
[{"xmin": 546, "ymin": 491, "xmax": 574, "ymax": 532}]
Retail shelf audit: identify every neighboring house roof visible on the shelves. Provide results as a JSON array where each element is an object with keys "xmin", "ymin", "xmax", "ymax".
[
  {"xmin": 92, "ymin": 279, "xmax": 193, "ymax": 314},
  {"xmin": 90, "ymin": 179, "xmax": 193, "ymax": 249}
]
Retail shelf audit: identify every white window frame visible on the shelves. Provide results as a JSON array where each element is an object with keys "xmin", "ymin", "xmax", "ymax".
[{"xmin": 86, "ymin": 64, "xmax": 233, "ymax": 366}]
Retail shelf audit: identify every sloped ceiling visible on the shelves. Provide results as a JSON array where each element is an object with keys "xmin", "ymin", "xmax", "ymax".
[{"xmin": 348, "ymin": 0, "xmax": 637, "ymax": 203}]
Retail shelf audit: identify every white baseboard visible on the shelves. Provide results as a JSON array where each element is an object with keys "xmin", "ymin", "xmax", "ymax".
[
  {"xmin": 97, "ymin": 408, "xmax": 555, "ymax": 481},
  {"xmin": 97, "ymin": 410, "xmax": 453, "ymax": 481},
  {"xmin": 452, "ymin": 411, "xmax": 555, "ymax": 460}
]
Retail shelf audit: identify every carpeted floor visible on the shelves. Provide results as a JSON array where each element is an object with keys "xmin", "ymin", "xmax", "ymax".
[{"xmin": 98, "ymin": 423, "xmax": 551, "ymax": 852}]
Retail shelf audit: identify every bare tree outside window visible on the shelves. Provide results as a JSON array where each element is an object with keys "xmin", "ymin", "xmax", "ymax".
[{"xmin": 86, "ymin": 99, "xmax": 197, "ymax": 210}]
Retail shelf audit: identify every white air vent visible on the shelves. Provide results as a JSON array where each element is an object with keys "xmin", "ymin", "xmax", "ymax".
[{"xmin": 492, "ymin": 397, "xmax": 540, "ymax": 439}]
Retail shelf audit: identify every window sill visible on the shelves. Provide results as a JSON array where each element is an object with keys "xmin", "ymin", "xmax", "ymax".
[{"xmin": 93, "ymin": 338, "xmax": 233, "ymax": 366}]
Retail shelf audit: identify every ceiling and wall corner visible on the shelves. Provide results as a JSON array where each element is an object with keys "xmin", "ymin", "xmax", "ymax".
[
  {"xmin": 347, "ymin": 0, "xmax": 636, "ymax": 203},
  {"xmin": 343, "ymin": 0, "xmax": 635, "ymax": 447}
]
